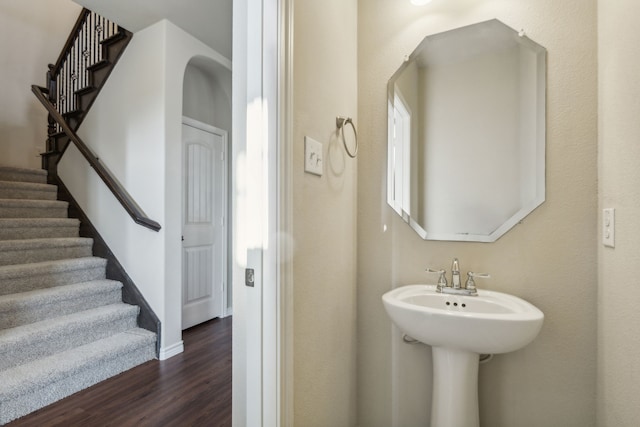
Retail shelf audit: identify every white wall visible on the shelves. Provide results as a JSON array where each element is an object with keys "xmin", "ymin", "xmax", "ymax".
[
  {"xmin": 597, "ymin": 1, "xmax": 640, "ymax": 425},
  {"xmin": 358, "ymin": 0, "xmax": 597, "ymax": 426},
  {"xmin": 183, "ymin": 60, "xmax": 231, "ymax": 132},
  {"xmin": 59, "ymin": 19, "xmax": 231, "ymax": 359},
  {"xmin": 0, "ymin": 0, "xmax": 80, "ymax": 169},
  {"xmin": 292, "ymin": 0, "xmax": 358, "ymax": 425}
]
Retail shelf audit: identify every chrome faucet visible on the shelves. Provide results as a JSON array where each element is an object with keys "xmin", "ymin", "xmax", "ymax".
[
  {"xmin": 451, "ymin": 258, "xmax": 462, "ymax": 289},
  {"xmin": 425, "ymin": 258, "xmax": 490, "ymax": 296}
]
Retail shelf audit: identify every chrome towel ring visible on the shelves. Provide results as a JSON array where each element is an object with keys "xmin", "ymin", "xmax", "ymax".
[{"xmin": 336, "ymin": 116, "xmax": 358, "ymax": 158}]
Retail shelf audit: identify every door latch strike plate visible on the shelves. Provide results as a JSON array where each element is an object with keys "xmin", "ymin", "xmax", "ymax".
[{"xmin": 245, "ymin": 268, "xmax": 255, "ymax": 287}]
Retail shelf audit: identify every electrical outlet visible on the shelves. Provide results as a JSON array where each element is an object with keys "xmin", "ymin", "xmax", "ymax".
[
  {"xmin": 603, "ymin": 208, "xmax": 615, "ymax": 248},
  {"xmin": 304, "ymin": 136, "xmax": 323, "ymax": 176}
]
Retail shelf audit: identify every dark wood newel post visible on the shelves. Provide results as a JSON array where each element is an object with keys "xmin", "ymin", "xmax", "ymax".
[
  {"xmin": 46, "ymin": 64, "xmax": 57, "ymax": 155},
  {"xmin": 42, "ymin": 63, "xmax": 59, "ymax": 172}
]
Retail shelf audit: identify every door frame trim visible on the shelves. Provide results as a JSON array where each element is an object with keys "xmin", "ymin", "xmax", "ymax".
[
  {"xmin": 232, "ymin": 0, "xmax": 289, "ymax": 424},
  {"xmin": 278, "ymin": 0, "xmax": 294, "ymax": 423}
]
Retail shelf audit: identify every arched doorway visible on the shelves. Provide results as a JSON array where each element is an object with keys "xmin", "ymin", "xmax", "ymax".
[{"xmin": 181, "ymin": 57, "xmax": 232, "ymax": 329}]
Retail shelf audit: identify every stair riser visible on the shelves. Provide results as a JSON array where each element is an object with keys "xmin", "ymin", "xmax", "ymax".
[
  {"xmin": 0, "ymin": 266, "xmax": 106, "ymax": 296},
  {"xmin": 78, "ymin": 91, "xmax": 96, "ymax": 112},
  {"xmin": 0, "ymin": 308, "xmax": 139, "ymax": 371},
  {"xmin": 103, "ymin": 37, "xmax": 128, "ymax": 61},
  {"xmin": 90, "ymin": 65, "xmax": 111, "ymax": 89},
  {"xmin": 0, "ymin": 171, "xmax": 47, "ymax": 184},
  {"xmin": 0, "ymin": 289, "xmax": 121, "ymax": 330},
  {"xmin": 0, "ymin": 226, "xmax": 79, "ymax": 241},
  {"xmin": 0, "ymin": 189, "xmax": 57, "ymax": 201},
  {"xmin": 0, "ymin": 245, "xmax": 93, "ymax": 266},
  {"xmin": 0, "ymin": 206, "xmax": 67, "ymax": 219},
  {"xmin": 0, "ymin": 342, "xmax": 155, "ymax": 425}
]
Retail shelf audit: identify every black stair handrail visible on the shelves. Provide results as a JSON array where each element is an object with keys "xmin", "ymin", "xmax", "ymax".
[{"xmin": 32, "ymin": 85, "xmax": 161, "ymax": 232}]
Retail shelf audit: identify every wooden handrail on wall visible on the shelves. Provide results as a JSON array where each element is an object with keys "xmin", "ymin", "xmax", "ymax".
[{"xmin": 32, "ymin": 85, "xmax": 161, "ymax": 232}]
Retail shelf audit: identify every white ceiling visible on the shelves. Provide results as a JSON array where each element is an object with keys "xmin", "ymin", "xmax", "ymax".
[{"xmin": 74, "ymin": 0, "xmax": 232, "ymax": 59}]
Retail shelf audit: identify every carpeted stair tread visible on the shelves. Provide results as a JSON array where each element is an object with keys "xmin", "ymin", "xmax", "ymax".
[
  {"xmin": 0, "ymin": 218, "xmax": 80, "ymax": 240},
  {"xmin": 0, "ymin": 199, "xmax": 68, "ymax": 219},
  {"xmin": 0, "ymin": 256, "xmax": 106, "ymax": 280},
  {"xmin": 0, "ymin": 328, "xmax": 156, "ymax": 424},
  {"xmin": 0, "ymin": 280, "xmax": 122, "ymax": 330},
  {"xmin": 0, "ymin": 257, "xmax": 107, "ymax": 295},
  {"xmin": 0, "ymin": 303, "xmax": 139, "ymax": 371},
  {"xmin": 0, "ymin": 180, "xmax": 58, "ymax": 201},
  {"xmin": 0, "ymin": 237, "xmax": 92, "ymax": 251},
  {"xmin": 0, "ymin": 166, "xmax": 47, "ymax": 184},
  {"xmin": 0, "ymin": 327, "xmax": 155, "ymax": 395},
  {"xmin": 0, "ymin": 237, "xmax": 94, "ymax": 266}
]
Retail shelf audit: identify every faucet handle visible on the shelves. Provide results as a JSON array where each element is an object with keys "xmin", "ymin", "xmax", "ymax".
[
  {"xmin": 465, "ymin": 272, "xmax": 490, "ymax": 292},
  {"xmin": 426, "ymin": 267, "xmax": 448, "ymax": 291}
]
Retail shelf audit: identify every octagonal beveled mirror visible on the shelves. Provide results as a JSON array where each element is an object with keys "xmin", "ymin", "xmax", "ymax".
[{"xmin": 387, "ymin": 19, "xmax": 546, "ymax": 242}]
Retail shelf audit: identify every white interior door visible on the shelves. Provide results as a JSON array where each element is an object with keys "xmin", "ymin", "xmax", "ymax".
[{"xmin": 182, "ymin": 119, "xmax": 227, "ymax": 330}]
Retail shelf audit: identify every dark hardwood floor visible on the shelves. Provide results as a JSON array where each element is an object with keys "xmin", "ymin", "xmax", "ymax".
[{"xmin": 8, "ymin": 317, "xmax": 232, "ymax": 427}]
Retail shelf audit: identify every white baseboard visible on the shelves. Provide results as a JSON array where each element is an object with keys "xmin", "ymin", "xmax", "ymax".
[{"xmin": 159, "ymin": 340, "xmax": 184, "ymax": 360}]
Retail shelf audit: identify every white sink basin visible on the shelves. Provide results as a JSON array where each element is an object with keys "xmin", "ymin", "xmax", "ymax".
[
  {"xmin": 382, "ymin": 284, "xmax": 544, "ymax": 354},
  {"xmin": 383, "ymin": 283, "xmax": 544, "ymax": 427}
]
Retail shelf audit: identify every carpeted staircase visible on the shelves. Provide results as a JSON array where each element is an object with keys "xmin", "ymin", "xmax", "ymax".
[{"xmin": 0, "ymin": 165, "xmax": 156, "ymax": 425}]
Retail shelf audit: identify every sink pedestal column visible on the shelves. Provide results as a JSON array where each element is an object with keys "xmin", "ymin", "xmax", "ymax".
[{"xmin": 431, "ymin": 347, "xmax": 480, "ymax": 427}]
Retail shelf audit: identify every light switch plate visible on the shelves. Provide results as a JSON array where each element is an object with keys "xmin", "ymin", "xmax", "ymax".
[
  {"xmin": 304, "ymin": 136, "xmax": 323, "ymax": 176},
  {"xmin": 603, "ymin": 208, "xmax": 615, "ymax": 248}
]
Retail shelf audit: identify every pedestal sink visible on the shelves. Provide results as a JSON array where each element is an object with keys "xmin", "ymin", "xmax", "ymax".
[{"xmin": 382, "ymin": 284, "xmax": 544, "ymax": 427}]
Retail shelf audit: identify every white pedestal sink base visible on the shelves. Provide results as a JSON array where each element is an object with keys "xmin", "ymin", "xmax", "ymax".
[{"xmin": 431, "ymin": 347, "xmax": 480, "ymax": 427}]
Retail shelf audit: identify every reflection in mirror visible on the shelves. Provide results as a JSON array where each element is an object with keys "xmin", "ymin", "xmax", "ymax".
[{"xmin": 387, "ymin": 19, "xmax": 546, "ymax": 242}]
